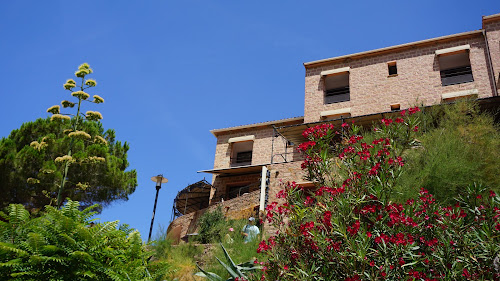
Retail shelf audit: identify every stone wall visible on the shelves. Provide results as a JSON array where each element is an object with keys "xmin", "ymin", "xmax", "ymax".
[
  {"xmin": 304, "ymin": 33, "xmax": 496, "ymax": 123},
  {"xmin": 167, "ymin": 190, "xmax": 261, "ymax": 243}
]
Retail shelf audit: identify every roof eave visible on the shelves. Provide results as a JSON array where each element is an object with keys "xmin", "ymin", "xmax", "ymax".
[
  {"xmin": 303, "ymin": 30, "xmax": 483, "ymax": 68},
  {"xmin": 482, "ymin": 13, "xmax": 500, "ymax": 28},
  {"xmin": 210, "ymin": 116, "xmax": 304, "ymax": 137}
]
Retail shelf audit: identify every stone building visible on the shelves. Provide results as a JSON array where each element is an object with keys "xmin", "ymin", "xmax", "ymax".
[{"xmin": 167, "ymin": 13, "xmax": 500, "ymax": 243}]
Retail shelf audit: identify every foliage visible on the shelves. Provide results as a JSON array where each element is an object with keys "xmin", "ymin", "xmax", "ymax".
[
  {"xmin": 259, "ymin": 107, "xmax": 500, "ymax": 280},
  {"xmin": 150, "ymin": 220, "xmax": 264, "ymax": 280},
  {"xmin": 0, "ymin": 200, "xmax": 169, "ymax": 280},
  {"xmin": 395, "ymin": 101, "xmax": 500, "ymax": 202},
  {"xmin": 0, "ymin": 117, "xmax": 137, "ymax": 212},
  {"xmin": 0, "ymin": 63, "xmax": 137, "ymax": 211},
  {"xmin": 196, "ymin": 207, "xmax": 227, "ymax": 244},
  {"xmin": 196, "ymin": 243, "xmax": 262, "ymax": 281}
]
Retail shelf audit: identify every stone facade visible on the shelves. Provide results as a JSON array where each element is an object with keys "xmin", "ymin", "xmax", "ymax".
[
  {"xmin": 304, "ymin": 33, "xmax": 496, "ymax": 123},
  {"xmin": 167, "ymin": 13, "xmax": 500, "ymax": 242}
]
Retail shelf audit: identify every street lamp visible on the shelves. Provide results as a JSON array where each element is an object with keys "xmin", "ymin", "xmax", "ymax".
[{"xmin": 148, "ymin": 174, "xmax": 168, "ymax": 241}]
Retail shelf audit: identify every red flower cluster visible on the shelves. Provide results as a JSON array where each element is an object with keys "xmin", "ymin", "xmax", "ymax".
[
  {"xmin": 347, "ymin": 220, "xmax": 360, "ymax": 236},
  {"xmin": 302, "ymin": 123, "xmax": 335, "ymax": 139},
  {"xmin": 296, "ymin": 141, "xmax": 316, "ymax": 152}
]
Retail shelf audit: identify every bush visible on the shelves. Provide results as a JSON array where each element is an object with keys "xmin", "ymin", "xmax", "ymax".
[
  {"xmin": 0, "ymin": 200, "xmax": 169, "ymax": 280},
  {"xmin": 258, "ymin": 107, "xmax": 500, "ymax": 280},
  {"xmin": 394, "ymin": 101, "xmax": 500, "ymax": 203},
  {"xmin": 196, "ymin": 207, "xmax": 227, "ymax": 244}
]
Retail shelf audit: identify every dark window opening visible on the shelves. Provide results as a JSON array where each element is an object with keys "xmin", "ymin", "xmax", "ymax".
[
  {"xmin": 438, "ymin": 52, "xmax": 474, "ymax": 86},
  {"xmin": 324, "ymin": 73, "xmax": 350, "ymax": 104},
  {"xmin": 236, "ymin": 151, "xmax": 252, "ymax": 164},
  {"xmin": 440, "ymin": 66, "xmax": 473, "ymax": 86},
  {"xmin": 227, "ymin": 184, "xmax": 250, "ymax": 199},
  {"xmin": 388, "ymin": 64, "xmax": 397, "ymax": 75},
  {"xmin": 325, "ymin": 86, "xmax": 350, "ymax": 104},
  {"xmin": 391, "ymin": 104, "xmax": 400, "ymax": 111}
]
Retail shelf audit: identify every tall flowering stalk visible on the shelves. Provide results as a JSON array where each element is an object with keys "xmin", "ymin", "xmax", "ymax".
[
  {"xmin": 258, "ymin": 108, "xmax": 500, "ymax": 280},
  {"xmin": 45, "ymin": 63, "xmax": 105, "ymax": 207}
]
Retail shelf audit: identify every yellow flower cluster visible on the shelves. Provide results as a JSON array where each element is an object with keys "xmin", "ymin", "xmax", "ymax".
[
  {"xmin": 87, "ymin": 156, "xmax": 106, "ymax": 163},
  {"xmin": 39, "ymin": 167, "xmax": 55, "ymax": 174},
  {"xmin": 63, "ymin": 79, "xmax": 76, "ymax": 90},
  {"xmin": 75, "ymin": 63, "xmax": 93, "ymax": 78},
  {"xmin": 50, "ymin": 114, "xmax": 71, "ymax": 121},
  {"xmin": 94, "ymin": 135, "xmax": 108, "ymax": 145},
  {"xmin": 76, "ymin": 182, "xmax": 90, "ymax": 190},
  {"xmin": 55, "ymin": 155, "xmax": 74, "ymax": 164},
  {"xmin": 61, "ymin": 100, "xmax": 75, "ymax": 108},
  {"xmin": 93, "ymin": 95, "xmax": 104, "ymax": 104},
  {"xmin": 30, "ymin": 141, "xmax": 48, "ymax": 151},
  {"xmin": 86, "ymin": 111, "xmax": 103, "ymax": 121},
  {"xmin": 68, "ymin": 131, "xmax": 91, "ymax": 140},
  {"xmin": 47, "ymin": 105, "xmax": 60, "ymax": 114},
  {"xmin": 85, "ymin": 79, "xmax": 97, "ymax": 87},
  {"xmin": 71, "ymin": 91, "xmax": 90, "ymax": 100},
  {"xmin": 27, "ymin": 178, "xmax": 40, "ymax": 184}
]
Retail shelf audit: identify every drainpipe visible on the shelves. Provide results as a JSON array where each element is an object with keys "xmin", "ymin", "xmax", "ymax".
[{"xmin": 482, "ymin": 29, "xmax": 499, "ymax": 96}]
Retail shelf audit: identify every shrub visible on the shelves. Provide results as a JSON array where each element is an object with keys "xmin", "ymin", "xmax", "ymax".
[
  {"xmin": 0, "ymin": 200, "xmax": 169, "ymax": 280},
  {"xmin": 196, "ymin": 207, "xmax": 227, "ymax": 244},
  {"xmin": 395, "ymin": 101, "xmax": 500, "ymax": 203},
  {"xmin": 258, "ymin": 107, "xmax": 500, "ymax": 280}
]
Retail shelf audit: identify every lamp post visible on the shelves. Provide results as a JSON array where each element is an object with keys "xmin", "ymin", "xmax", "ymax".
[{"xmin": 148, "ymin": 174, "xmax": 168, "ymax": 242}]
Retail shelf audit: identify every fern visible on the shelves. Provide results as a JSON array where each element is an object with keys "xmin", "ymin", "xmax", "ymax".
[{"xmin": 0, "ymin": 202, "xmax": 171, "ymax": 280}]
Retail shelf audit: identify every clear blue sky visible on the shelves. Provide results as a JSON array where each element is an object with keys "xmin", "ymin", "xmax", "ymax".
[{"xmin": 0, "ymin": 1, "xmax": 497, "ymax": 239}]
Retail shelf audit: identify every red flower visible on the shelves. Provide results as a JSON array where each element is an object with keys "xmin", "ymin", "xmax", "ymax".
[
  {"xmin": 347, "ymin": 220, "xmax": 360, "ymax": 236},
  {"xmin": 381, "ymin": 118, "xmax": 393, "ymax": 126},
  {"xmin": 462, "ymin": 268, "xmax": 471, "ymax": 278},
  {"xmin": 408, "ymin": 106, "xmax": 421, "ymax": 115}
]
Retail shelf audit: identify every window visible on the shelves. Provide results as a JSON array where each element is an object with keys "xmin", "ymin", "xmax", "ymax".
[
  {"xmin": 388, "ymin": 61, "xmax": 397, "ymax": 76},
  {"xmin": 236, "ymin": 151, "xmax": 252, "ymax": 164},
  {"xmin": 324, "ymin": 72, "xmax": 350, "ymax": 104},
  {"xmin": 227, "ymin": 184, "xmax": 250, "ymax": 199},
  {"xmin": 390, "ymin": 104, "xmax": 400, "ymax": 111},
  {"xmin": 437, "ymin": 49, "xmax": 473, "ymax": 86},
  {"xmin": 230, "ymin": 140, "xmax": 253, "ymax": 167}
]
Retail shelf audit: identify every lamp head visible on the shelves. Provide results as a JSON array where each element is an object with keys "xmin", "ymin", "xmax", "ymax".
[{"xmin": 151, "ymin": 174, "xmax": 168, "ymax": 188}]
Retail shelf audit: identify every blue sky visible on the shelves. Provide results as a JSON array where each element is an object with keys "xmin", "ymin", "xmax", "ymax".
[{"xmin": 0, "ymin": 1, "xmax": 497, "ymax": 239}]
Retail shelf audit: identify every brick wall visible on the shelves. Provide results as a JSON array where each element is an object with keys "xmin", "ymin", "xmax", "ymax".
[
  {"xmin": 484, "ymin": 18, "xmax": 500, "ymax": 89},
  {"xmin": 263, "ymin": 161, "xmax": 307, "ymax": 236},
  {"xmin": 210, "ymin": 173, "xmax": 261, "ymax": 205},
  {"xmin": 304, "ymin": 34, "xmax": 496, "ymax": 123},
  {"xmin": 212, "ymin": 119, "xmax": 303, "ymax": 170}
]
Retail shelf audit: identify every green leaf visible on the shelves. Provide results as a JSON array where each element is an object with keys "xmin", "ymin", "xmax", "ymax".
[{"xmin": 195, "ymin": 263, "xmax": 224, "ymax": 281}]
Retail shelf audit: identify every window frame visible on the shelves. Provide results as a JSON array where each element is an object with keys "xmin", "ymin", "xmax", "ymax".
[{"xmin": 323, "ymin": 71, "xmax": 350, "ymax": 104}]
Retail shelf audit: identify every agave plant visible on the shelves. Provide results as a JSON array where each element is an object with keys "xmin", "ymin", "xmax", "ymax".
[{"xmin": 195, "ymin": 243, "xmax": 262, "ymax": 281}]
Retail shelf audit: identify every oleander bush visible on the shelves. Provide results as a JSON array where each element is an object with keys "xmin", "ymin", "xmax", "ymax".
[{"xmin": 258, "ymin": 107, "xmax": 500, "ymax": 280}]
